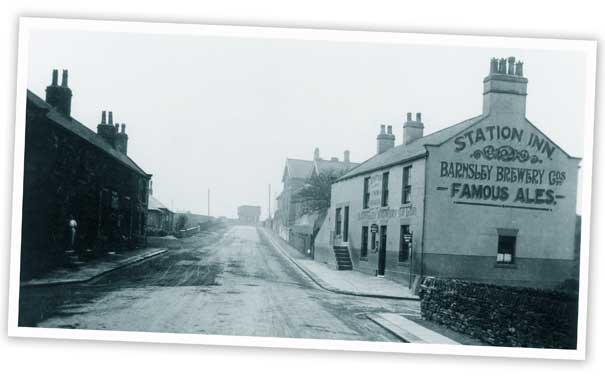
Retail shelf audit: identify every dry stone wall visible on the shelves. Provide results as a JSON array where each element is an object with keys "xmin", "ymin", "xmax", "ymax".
[{"xmin": 419, "ymin": 277, "xmax": 578, "ymax": 349}]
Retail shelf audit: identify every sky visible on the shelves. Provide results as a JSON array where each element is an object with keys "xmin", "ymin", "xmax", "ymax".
[{"xmin": 26, "ymin": 30, "xmax": 589, "ymax": 218}]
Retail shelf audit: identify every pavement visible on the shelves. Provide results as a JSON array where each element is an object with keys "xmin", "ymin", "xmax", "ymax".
[
  {"xmin": 20, "ymin": 247, "xmax": 169, "ymax": 287},
  {"xmin": 258, "ymin": 227, "xmax": 419, "ymax": 301},
  {"xmin": 367, "ymin": 313, "xmax": 459, "ymax": 344}
]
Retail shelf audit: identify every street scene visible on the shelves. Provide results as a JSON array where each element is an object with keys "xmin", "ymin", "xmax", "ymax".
[{"xmin": 14, "ymin": 25, "xmax": 589, "ymax": 352}]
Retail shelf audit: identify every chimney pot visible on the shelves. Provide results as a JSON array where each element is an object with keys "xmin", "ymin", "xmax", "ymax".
[
  {"xmin": 507, "ymin": 57, "xmax": 515, "ymax": 75},
  {"xmin": 108, "ymin": 111, "xmax": 113, "ymax": 125},
  {"xmin": 387, "ymin": 125, "xmax": 393, "ymax": 134},
  {"xmin": 515, "ymin": 61, "xmax": 524, "ymax": 76},
  {"xmin": 380, "ymin": 124, "xmax": 386, "ymax": 134},
  {"xmin": 51, "ymin": 69, "xmax": 58, "ymax": 86},
  {"xmin": 121, "ymin": 123, "xmax": 126, "ymax": 133},
  {"xmin": 61, "ymin": 70, "xmax": 68, "ymax": 87},
  {"xmin": 416, "ymin": 113, "xmax": 421, "ymax": 122},
  {"xmin": 101, "ymin": 111, "xmax": 107, "ymax": 124},
  {"xmin": 490, "ymin": 58, "xmax": 498, "ymax": 74},
  {"xmin": 344, "ymin": 150, "xmax": 350, "ymax": 163},
  {"xmin": 406, "ymin": 112, "xmax": 412, "ymax": 121}
]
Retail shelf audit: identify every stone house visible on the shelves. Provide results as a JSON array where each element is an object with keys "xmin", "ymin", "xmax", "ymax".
[{"xmin": 22, "ymin": 69, "xmax": 151, "ymax": 278}]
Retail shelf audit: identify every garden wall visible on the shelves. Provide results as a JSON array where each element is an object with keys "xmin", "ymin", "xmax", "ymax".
[{"xmin": 419, "ymin": 277, "xmax": 578, "ymax": 349}]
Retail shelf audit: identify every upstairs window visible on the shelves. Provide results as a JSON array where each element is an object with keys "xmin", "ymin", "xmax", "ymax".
[
  {"xmin": 381, "ymin": 172, "xmax": 389, "ymax": 207},
  {"xmin": 402, "ymin": 166, "xmax": 412, "ymax": 204},
  {"xmin": 363, "ymin": 177, "xmax": 370, "ymax": 209}
]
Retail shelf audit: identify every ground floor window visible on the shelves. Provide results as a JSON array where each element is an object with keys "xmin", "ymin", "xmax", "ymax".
[
  {"xmin": 335, "ymin": 208, "xmax": 342, "ymax": 236},
  {"xmin": 497, "ymin": 235, "xmax": 516, "ymax": 264},
  {"xmin": 370, "ymin": 227, "xmax": 377, "ymax": 251},
  {"xmin": 361, "ymin": 226, "xmax": 368, "ymax": 258},
  {"xmin": 399, "ymin": 225, "xmax": 411, "ymax": 262}
]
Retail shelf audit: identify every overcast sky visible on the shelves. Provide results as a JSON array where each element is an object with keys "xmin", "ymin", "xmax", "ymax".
[{"xmin": 26, "ymin": 30, "xmax": 588, "ymax": 218}]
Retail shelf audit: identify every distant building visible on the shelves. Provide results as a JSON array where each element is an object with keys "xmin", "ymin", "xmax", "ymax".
[
  {"xmin": 22, "ymin": 69, "xmax": 151, "ymax": 279},
  {"xmin": 237, "ymin": 205, "xmax": 261, "ymax": 224},
  {"xmin": 146, "ymin": 194, "xmax": 174, "ymax": 235},
  {"xmin": 314, "ymin": 57, "xmax": 580, "ymax": 288},
  {"xmin": 276, "ymin": 148, "xmax": 358, "ymax": 240}
]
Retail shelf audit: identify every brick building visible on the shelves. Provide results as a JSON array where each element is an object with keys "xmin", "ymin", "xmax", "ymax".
[
  {"xmin": 21, "ymin": 69, "xmax": 151, "ymax": 279},
  {"xmin": 314, "ymin": 57, "xmax": 580, "ymax": 288}
]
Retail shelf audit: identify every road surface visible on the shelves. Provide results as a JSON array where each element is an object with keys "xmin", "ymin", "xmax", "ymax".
[{"xmin": 19, "ymin": 225, "xmax": 419, "ymax": 341}]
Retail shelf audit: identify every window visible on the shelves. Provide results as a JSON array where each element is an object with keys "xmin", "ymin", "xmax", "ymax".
[
  {"xmin": 497, "ymin": 235, "xmax": 516, "ymax": 264},
  {"xmin": 361, "ymin": 226, "xmax": 369, "ymax": 258},
  {"xmin": 381, "ymin": 172, "xmax": 389, "ymax": 207},
  {"xmin": 343, "ymin": 206, "xmax": 349, "ymax": 242},
  {"xmin": 399, "ymin": 225, "xmax": 411, "ymax": 262},
  {"xmin": 402, "ymin": 166, "xmax": 412, "ymax": 204},
  {"xmin": 370, "ymin": 228, "xmax": 377, "ymax": 250},
  {"xmin": 335, "ymin": 208, "xmax": 342, "ymax": 236},
  {"xmin": 363, "ymin": 177, "xmax": 370, "ymax": 209}
]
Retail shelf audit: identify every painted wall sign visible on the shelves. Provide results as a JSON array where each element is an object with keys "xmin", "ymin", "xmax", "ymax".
[
  {"xmin": 438, "ymin": 159, "xmax": 568, "ymax": 211},
  {"xmin": 357, "ymin": 205, "xmax": 417, "ymax": 220},
  {"xmin": 453, "ymin": 125, "xmax": 555, "ymax": 160}
]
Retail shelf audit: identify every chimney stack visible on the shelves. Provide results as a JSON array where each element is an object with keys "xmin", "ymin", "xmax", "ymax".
[
  {"xmin": 343, "ymin": 150, "xmax": 350, "ymax": 163},
  {"xmin": 115, "ymin": 123, "xmax": 129, "ymax": 154},
  {"xmin": 313, "ymin": 147, "xmax": 321, "ymax": 161},
  {"xmin": 45, "ymin": 69, "xmax": 73, "ymax": 117},
  {"xmin": 403, "ymin": 112, "xmax": 424, "ymax": 145},
  {"xmin": 97, "ymin": 110, "xmax": 118, "ymax": 147},
  {"xmin": 482, "ymin": 56, "xmax": 528, "ymax": 118},
  {"xmin": 376, "ymin": 124, "xmax": 395, "ymax": 154}
]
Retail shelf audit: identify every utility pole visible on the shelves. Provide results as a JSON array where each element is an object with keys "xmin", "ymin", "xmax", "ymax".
[{"xmin": 268, "ymin": 184, "xmax": 271, "ymax": 219}]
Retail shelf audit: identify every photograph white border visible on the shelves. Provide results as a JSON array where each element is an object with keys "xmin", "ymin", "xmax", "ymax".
[{"xmin": 7, "ymin": 17, "xmax": 598, "ymax": 361}]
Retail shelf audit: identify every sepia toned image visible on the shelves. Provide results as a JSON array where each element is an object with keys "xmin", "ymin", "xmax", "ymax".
[{"xmin": 8, "ymin": 18, "xmax": 596, "ymax": 359}]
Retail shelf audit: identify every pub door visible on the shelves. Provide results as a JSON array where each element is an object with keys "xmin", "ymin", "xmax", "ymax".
[{"xmin": 378, "ymin": 225, "xmax": 387, "ymax": 276}]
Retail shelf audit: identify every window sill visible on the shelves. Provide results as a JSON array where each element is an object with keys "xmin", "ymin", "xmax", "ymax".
[
  {"xmin": 359, "ymin": 257, "xmax": 368, "ymax": 261},
  {"xmin": 398, "ymin": 262, "xmax": 410, "ymax": 267},
  {"xmin": 400, "ymin": 202, "xmax": 412, "ymax": 207},
  {"xmin": 494, "ymin": 263, "xmax": 517, "ymax": 269}
]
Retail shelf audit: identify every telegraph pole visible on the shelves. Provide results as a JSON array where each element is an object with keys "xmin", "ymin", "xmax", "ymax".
[{"xmin": 268, "ymin": 184, "xmax": 271, "ymax": 219}]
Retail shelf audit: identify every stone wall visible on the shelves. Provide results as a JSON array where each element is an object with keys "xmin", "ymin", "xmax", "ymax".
[{"xmin": 419, "ymin": 277, "xmax": 578, "ymax": 349}]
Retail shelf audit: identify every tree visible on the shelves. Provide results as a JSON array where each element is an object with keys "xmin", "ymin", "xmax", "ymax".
[
  {"xmin": 176, "ymin": 214, "xmax": 188, "ymax": 231},
  {"xmin": 293, "ymin": 169, "xmax": 346, "ymax": 215}
]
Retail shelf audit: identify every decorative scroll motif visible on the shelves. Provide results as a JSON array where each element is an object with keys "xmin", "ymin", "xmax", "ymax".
[{"xmin": 470, "ymin": 145, "xmax": 542, "ymax": 164}]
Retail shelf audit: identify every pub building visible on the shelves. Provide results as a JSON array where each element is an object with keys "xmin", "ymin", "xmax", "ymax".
[{"xmin": 313, "ymin": 57, "xmax": 580, "ymax": 288}]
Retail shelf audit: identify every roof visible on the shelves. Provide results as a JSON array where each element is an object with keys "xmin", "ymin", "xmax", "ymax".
[
  {"xmin": 338, "ymin": 115, "xmax": 486, "ymax": 181},
  {"xmin": 314, "ymin": 159, "xmax": 359, "ymax": 176},
  {"xmin": 283, "ymin": 158, "xmax": 315, "ymax": 181},
  {"xmin": 26, "ymin": 90, "xmax": 150, "ymax": 177},
  {"xmin": 148, "ymin": 195, "xmax": 172, "ymax": 212}
]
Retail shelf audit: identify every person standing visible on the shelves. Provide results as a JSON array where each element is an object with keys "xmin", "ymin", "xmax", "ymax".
[{"xmin": 67, "ymin": 215, "xmax": 77, "ymax": 252}]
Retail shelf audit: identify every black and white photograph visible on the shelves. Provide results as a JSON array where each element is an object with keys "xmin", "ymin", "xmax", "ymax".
[{"xmin": 7, "ymin": 17, "xmax": 596, "ymax": 360}]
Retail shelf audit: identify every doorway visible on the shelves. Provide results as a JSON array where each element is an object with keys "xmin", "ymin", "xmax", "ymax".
[{"xmin": 378, "ymin": 225, "xmax": 387, "ymax": 276}]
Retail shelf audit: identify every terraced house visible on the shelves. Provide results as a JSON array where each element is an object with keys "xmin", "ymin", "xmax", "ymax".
[{"xmin": 314, "ymin": 57, "xmax": 580, "ymax": 289}]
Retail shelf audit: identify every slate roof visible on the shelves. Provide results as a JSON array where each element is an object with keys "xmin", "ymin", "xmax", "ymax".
[
  {"xmin": 283, "ymin": 158, "xmax": 315, "ymax": 181},
  {"xmin": 27, "ymin": 90, "xmax": 150, "ymax": 177},
  {"xmin": 314, "ymin": 159, "xmax": 359, "ymax": 176},
  {"xmin": 148, "ymin": 195, "xmax": 172, "ymax": 212},
  {"xmin": 338, "ymin": 115, "xmax": 486, "ymax": 181}
]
